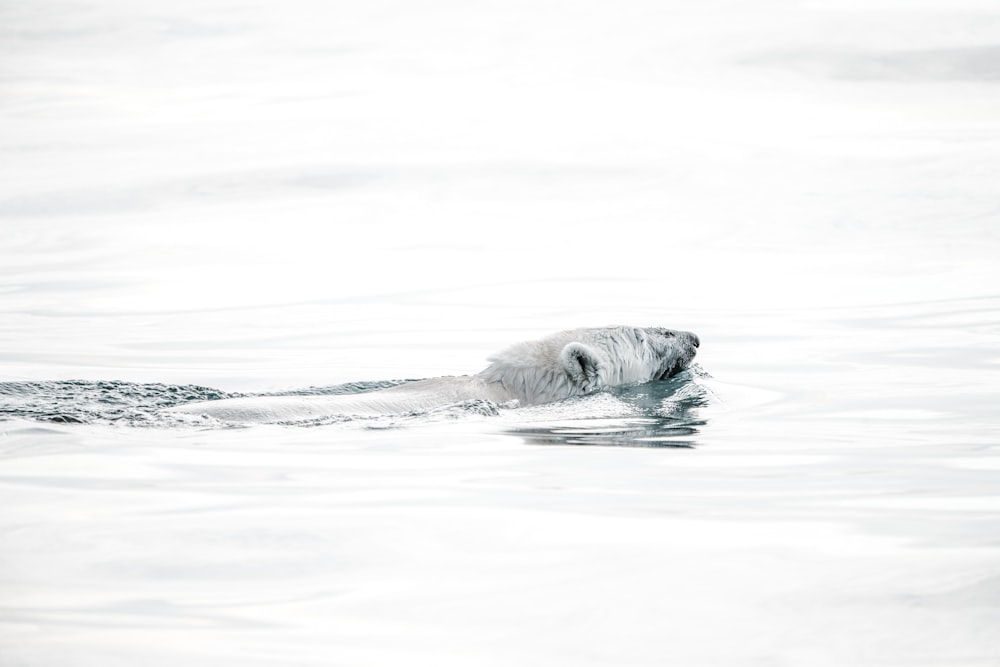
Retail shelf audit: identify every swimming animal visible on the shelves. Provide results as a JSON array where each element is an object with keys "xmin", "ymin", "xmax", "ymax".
[{"xmin": 170, "ymin": 326, "xmax": 700, "ymax": 423}]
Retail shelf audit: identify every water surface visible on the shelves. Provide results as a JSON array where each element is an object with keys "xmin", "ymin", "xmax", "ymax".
[{"xmin": 2, "ymin": 1, "xmax": 1000, "ymax": 665}]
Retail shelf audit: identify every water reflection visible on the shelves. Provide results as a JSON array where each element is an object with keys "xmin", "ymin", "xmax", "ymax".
[
  {"xmin": 510, "ymin": 417, "xmax": 703, "ymax": 448},
  {"xmin": 506, "ymin": 368, "xmax": 712, "ymax": 448}
]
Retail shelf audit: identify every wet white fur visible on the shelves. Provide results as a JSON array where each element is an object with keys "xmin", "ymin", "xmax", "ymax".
[{"xmin": 171, "ymin": 326, "xmax": 698, "ymax": 423}]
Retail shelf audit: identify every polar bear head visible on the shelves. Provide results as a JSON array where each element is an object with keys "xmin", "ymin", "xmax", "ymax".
[{"xmin": 479, "ymin": 326, "xmax": 700, "ymax": 406}]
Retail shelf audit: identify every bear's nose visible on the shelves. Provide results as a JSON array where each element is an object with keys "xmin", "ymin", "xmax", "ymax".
[{"xmin": 687, "ymin": 332, "xmax": 700, "ymax": 348}]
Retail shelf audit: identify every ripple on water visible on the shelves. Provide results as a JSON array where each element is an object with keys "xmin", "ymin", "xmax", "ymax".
[{"xmin": 0, "ymin": 369, "xmax": 715, "ymax": 445}]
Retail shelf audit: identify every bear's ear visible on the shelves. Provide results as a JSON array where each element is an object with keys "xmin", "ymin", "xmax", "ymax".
[{"xmin": 560, "ymin": 342, "xmax": 602, "ymax": 389}]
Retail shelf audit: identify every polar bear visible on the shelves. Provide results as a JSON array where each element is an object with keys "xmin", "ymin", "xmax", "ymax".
[{"xmin": 170, "ymin": 326, "xmax": 700, "ymax": 423}]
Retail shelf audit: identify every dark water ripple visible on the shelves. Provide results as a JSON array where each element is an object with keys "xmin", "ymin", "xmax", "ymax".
[
  {"xmin": 0, "ymin": 380, "xmax": 238, "ymax": 425},
  {"xmin": 0, "ymin": 378, "xmax": 453, "ymax": 426},
  {"xmin": 510, "ymin": 419, "xmax": 703, "ymax": 448},
  {"xmin": 0, "ymin": 372, "xmax": 712, "ymax": 446}
]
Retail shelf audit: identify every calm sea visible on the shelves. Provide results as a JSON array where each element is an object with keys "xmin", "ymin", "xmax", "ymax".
[{"xmin": 2, "ymin": 1, "xmax": 999, "ymax": 665}]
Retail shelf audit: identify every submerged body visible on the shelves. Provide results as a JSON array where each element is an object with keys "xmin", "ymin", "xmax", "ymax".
[{"xmin": 171, "ymin": 326, "xmax": 699, "ymax": 423}]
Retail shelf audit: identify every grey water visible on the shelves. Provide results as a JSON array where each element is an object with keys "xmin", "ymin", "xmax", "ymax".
[{"xmin": 3, "ymin": 1, "xmax": 1000, "ymax": 665}]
